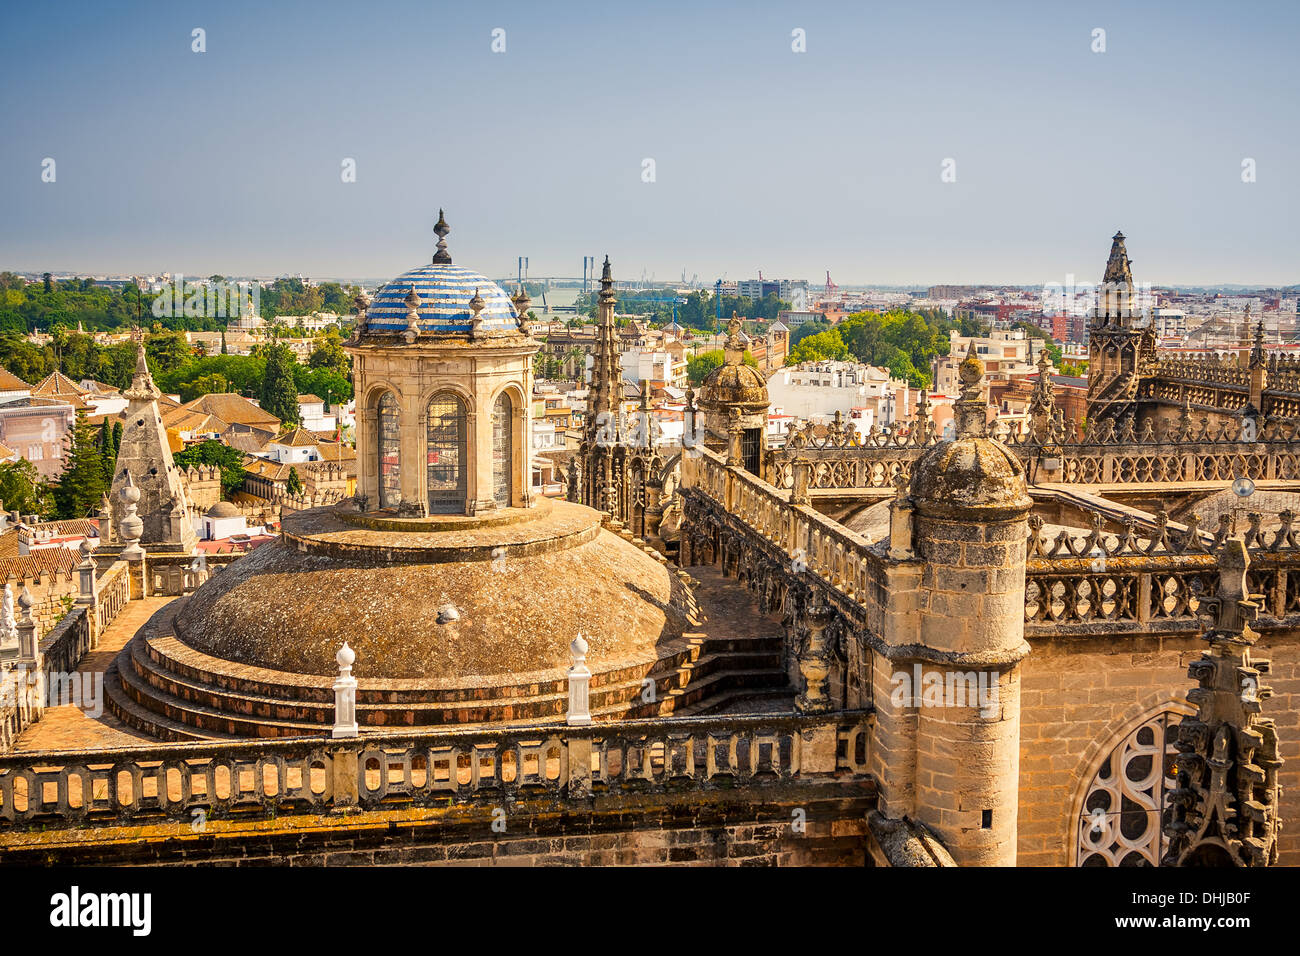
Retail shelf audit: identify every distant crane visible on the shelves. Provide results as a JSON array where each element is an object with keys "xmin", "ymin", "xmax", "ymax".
[{"xmin": 825, "ymin": 271, "xmax": 838, "ymax": 295}]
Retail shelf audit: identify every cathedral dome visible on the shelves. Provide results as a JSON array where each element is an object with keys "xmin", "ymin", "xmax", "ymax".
[
  {"xmin": 365, "ymin": 264, "xmax": 519, "ymax": 335},
  {"xmin": 172, "ymin": 502, "xmax": 689, "ymax": 681},
  {"xmin": 360, "ymin": 211, "xmax": 521, "ymax": 337}
]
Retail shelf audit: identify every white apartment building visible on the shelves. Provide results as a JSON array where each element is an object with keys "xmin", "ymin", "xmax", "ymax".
[
  {"xmin": 620, "ymin": 349, "xmax": 687, "ymax": 389},
  {"xmin": 768, "ymin": 361, "xmax": 901, "ymax": 424},
  {"xmin": 935, "ymin": 330, "xmax": 1044, "ymax": 393}
]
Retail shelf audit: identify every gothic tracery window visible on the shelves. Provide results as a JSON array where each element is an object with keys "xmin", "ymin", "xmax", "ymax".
[
  {"xmin": 377, "ymin": 391, "xmax": 401, "ymax": 510},
  {"xmin": 1077, "ymin": 711, "xmax": 1180, "ymax": 866},
  {"xmin": 491, "ymin": 392, "xmax": 513, "ymax": 508},
  {"xmin": 426, "ymin": 392, "xmax": 467, "ymax": 514}
]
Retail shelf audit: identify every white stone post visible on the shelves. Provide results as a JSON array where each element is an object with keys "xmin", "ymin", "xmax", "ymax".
[
  {"xmin": 16, "ymin": 586, "xmax": 41, "ymax": 720},
  {"xmin": 76, "ymin": 538, "xmax": 98, "ymax": 606},
  {"xmin": 332, "ymin": 641, "xmax": 359, "ymax": 738},
  {"xmin": 567, "ymin": 634, "xmax": 592, "ymax": 726}
]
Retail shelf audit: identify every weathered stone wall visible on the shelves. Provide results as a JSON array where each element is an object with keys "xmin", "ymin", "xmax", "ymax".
[
  {"xmin": 0, "ymin": 788, "xmax": 874, "ymax": 867},
  {"xmin": 1017, "ymin": 629, "xmax": 1300, "ymax": 866}
]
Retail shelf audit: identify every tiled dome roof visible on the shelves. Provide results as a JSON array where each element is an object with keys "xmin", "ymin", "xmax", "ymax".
[{"xmin": 365, "ymin": 264, "xmax": 518, "ymax": 335}]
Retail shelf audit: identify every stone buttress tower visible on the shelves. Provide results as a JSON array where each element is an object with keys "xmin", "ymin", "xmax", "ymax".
[
  {"xmin": 101, "ymin": 332, "xmax": 197, "ymax": 555},
  {"xmin": 871, "ymin": 344, "xmax": 1032, "ymax": 865},
  {"xmin": 1085, "ymin": 231, "xmax": 1156, "ymax": 425}
]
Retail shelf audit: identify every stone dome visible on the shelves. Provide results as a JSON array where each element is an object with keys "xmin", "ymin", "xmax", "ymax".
[
  {"xmin": 205, "ymin": 501, "xmax": 241, "ymax": 518},
  {"xmin": 172, "ymin": 500, "xmax": 692, "ymax": 682},
  {"xmin": 698, "ymin": 361, "xmax": 769, "ymax": 408},
  {"xmin": 365, "ymin": 264, "xmax": 519, "ymax": 335},
  {"xmin": 910, "ymin": 436, "xmax": 1030, "ymax": 520},
  {"xmin": 909, "ymin": 341, "xmax": 1030, "ymax": 520}
]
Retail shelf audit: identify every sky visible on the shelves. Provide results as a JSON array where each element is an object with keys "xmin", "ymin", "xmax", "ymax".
[{"xmin": 1, "ymin": 0, "xmax": 1297, "ymax": 287}]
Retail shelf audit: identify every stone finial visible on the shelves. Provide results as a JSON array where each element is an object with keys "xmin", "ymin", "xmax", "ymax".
[
  {"xmin": 951, "ymin": 341, "xmax": 987, "ymax": 439},
  {"xmin": 567, "ymin": 633, "xmax": 592, "ymax": 726},
  {"xmin": 511, "ymin": 283, "xmax": 531, "ymax": 321},
  {"xmin": 723, "ymin": 313, "xmax": 748, "ymax": 366},
  {"xmin": 1250, "ymin": 317, "xmax": 1267, "ymax": 369},
  {"xmin": 403, "ymin": 285, "xmax": 422, "ymax": 343},
  {"xmin": 432, "ymin": 209, "xmax": 452, "ymax": 265},
  {"xmin": 0, "ymin": 584, "xmax": 16, "ymax": 649},
  {"xmin": 124, "ymin": 331, "xmax": 161, "ymax": 401},
  {"xmin": 332, "ymin": 640, "xmax": 359, "ymax": 738},
  {"xmin": 119, "ymin": 472, "xmax": 145, "ymax": 559},
  {"xmin": 468, "ymin": 287, "xmax": 486, "ymax": 337},
  {"xmin": 353, "ymin": 292, "xmax": 370, "ymax": 331}
]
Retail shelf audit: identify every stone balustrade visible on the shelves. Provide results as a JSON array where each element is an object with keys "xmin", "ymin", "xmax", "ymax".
[
  {"xmin": 681, "ymin": 444, "xmax": 1300, "ymax": 657},
  {"xmin": 0, "ymin": 711, "xmax": 871, "ymax": 829},
  {"xmin": 767, "ymin": 431, "xmax": 1300, "ymax": 491},
  {"xmin": 0, "ymin": 561, "xmax": 132, "ymax": 753},
  {"xmin": 146, "ymin": 552, "xmax": 244, "ymax": 597}
]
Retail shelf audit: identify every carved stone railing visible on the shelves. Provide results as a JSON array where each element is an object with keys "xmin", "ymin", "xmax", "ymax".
[
  {"xmin": 0, "ymin": 560, "xmax": 133, "ymax": 753},
  {"xmin": 0, "ymin": 712, "xmax": 872, "ymax": 830},
  {"xmin": 1024, "ymin": 507, "xmax": 1300, "ymax": 633},
  {"xmin": 1026, "ymin": 510, "xmax": 1300, "ymax": 561},
  {"xmin": 1025, "ymin": 552, "xmax": 1300, "ymax": 633},
  {"xmin": 684, "ymin": 447, "xmax": 884, "ymax": 619},
  {"xmin": 146, "ymin": 552, "xmax": 244, "ymax": 597},
  {"xmin": 766, "ymin": 416, "xmax": 1300, "ymax": 490}
]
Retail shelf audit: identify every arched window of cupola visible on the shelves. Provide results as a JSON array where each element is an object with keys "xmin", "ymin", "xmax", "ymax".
[
  {"xmin": 376, "ymin": 390, "xmax": 401, "ymax": 510},
  {"xmin": 491, "ymin": 392, "xmax": 513, "ymax": 508},
  {"xmin": 426, "ymin": 392, "xmax": 467, "ymax": 514}
]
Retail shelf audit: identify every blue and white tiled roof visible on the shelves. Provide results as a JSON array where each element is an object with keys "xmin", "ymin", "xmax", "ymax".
[{"xmin": 366, "ymin": 264, "xmax": 518, "ymax": 334}]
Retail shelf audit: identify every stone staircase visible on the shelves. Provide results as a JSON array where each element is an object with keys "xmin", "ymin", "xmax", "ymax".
[{"xmin": 106, "ymin": 626, "xmax": 792, "ymax": 740}]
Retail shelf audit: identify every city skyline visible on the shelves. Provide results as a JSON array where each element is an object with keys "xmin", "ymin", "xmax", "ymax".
[{"xmin": 1, "ymin": 0, "xmax": 1297, "ymax": 285}]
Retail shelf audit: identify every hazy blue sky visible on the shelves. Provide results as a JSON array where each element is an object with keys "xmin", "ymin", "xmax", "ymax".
[{"xmin": 2, "ymin": 0, "xmax": 1296, "ymax": 286}]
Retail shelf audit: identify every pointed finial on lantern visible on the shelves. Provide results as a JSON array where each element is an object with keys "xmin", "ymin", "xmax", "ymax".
[{"xmin": 432, "ymin": 209, "xmax": 451, "ymax": 264}]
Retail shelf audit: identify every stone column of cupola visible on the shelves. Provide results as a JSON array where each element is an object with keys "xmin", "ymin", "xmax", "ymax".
[
  {"xmin": 468, "ymin": 379, "xmax": 494, "ymax": 516},
  {"xmin": 399, "ymin": 374, "xmax": 427, "ymax": 516},
  {"xmin": 514, "ymin": 393, "xmax": 532, "ymax": 508}
]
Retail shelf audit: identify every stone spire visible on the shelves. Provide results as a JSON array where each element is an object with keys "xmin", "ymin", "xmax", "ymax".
[
  {"xmin": 1163, "ymin": 541, "xmax": 1283, "ymax": 866},
  {"xmin": 586, "ymin": 256, "xmax": 621, "ymax": 437},
  {"xmin": 1102, "ymin": 230, "xmax": 1133, "ymax": 286},
  {"xmin": 1029, "ymin": 348, "xmax": 1056, "ymax": 440},
  {"xmin": 124, "ymin": 328, "xmax": 161, "ymax": 401},
  {"xmin": 1250, "ymin": 317, "xmax": 1266, "ymax": 367},
  {"xmin": 104, "ymin": 329, "xmax": 196, "ymax": 555},
  {"xmin": 431, "ymin": 209, "xmax": 452, "ymax": 265}
]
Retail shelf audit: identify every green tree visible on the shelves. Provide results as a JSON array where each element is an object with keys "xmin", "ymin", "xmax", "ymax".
[
  {"xmin": 286, "ymin": 466, "xmax": 303, "ymax": 497},
  {"xmin": 787, "ymin": 329, "xmax": 850, "ymax": 364},
  {"xmin": 686, "ymin": 349, "xmax": 759, "ymax": 386},
  {"xmin": 0, "ymin": 459, "xmax": 54, "ymax": 517},
  {"xmin": 180, "ymin": 373, "xmax": 231, "ymax": 402},
  {"xmin": 145, "ymin": 330, "xmax": 192, "ymax": 373},
  {"xmin": 173, "ymin": 439, "xmax": 247, "ymax": 496},
  {"xmin": 308, "ymin": 331, "xmax": 350, "ymax": 377},
  {"xmin": 54, "ymin": 412, "xmax": 107, "ymax": 518},
  {"xmin": 98, "ymin": 422, "xmax": 116, "ymax": 486},
  {"xmin": 260, "ymin": 343, "xmax": 301, "ymax": 425}
]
